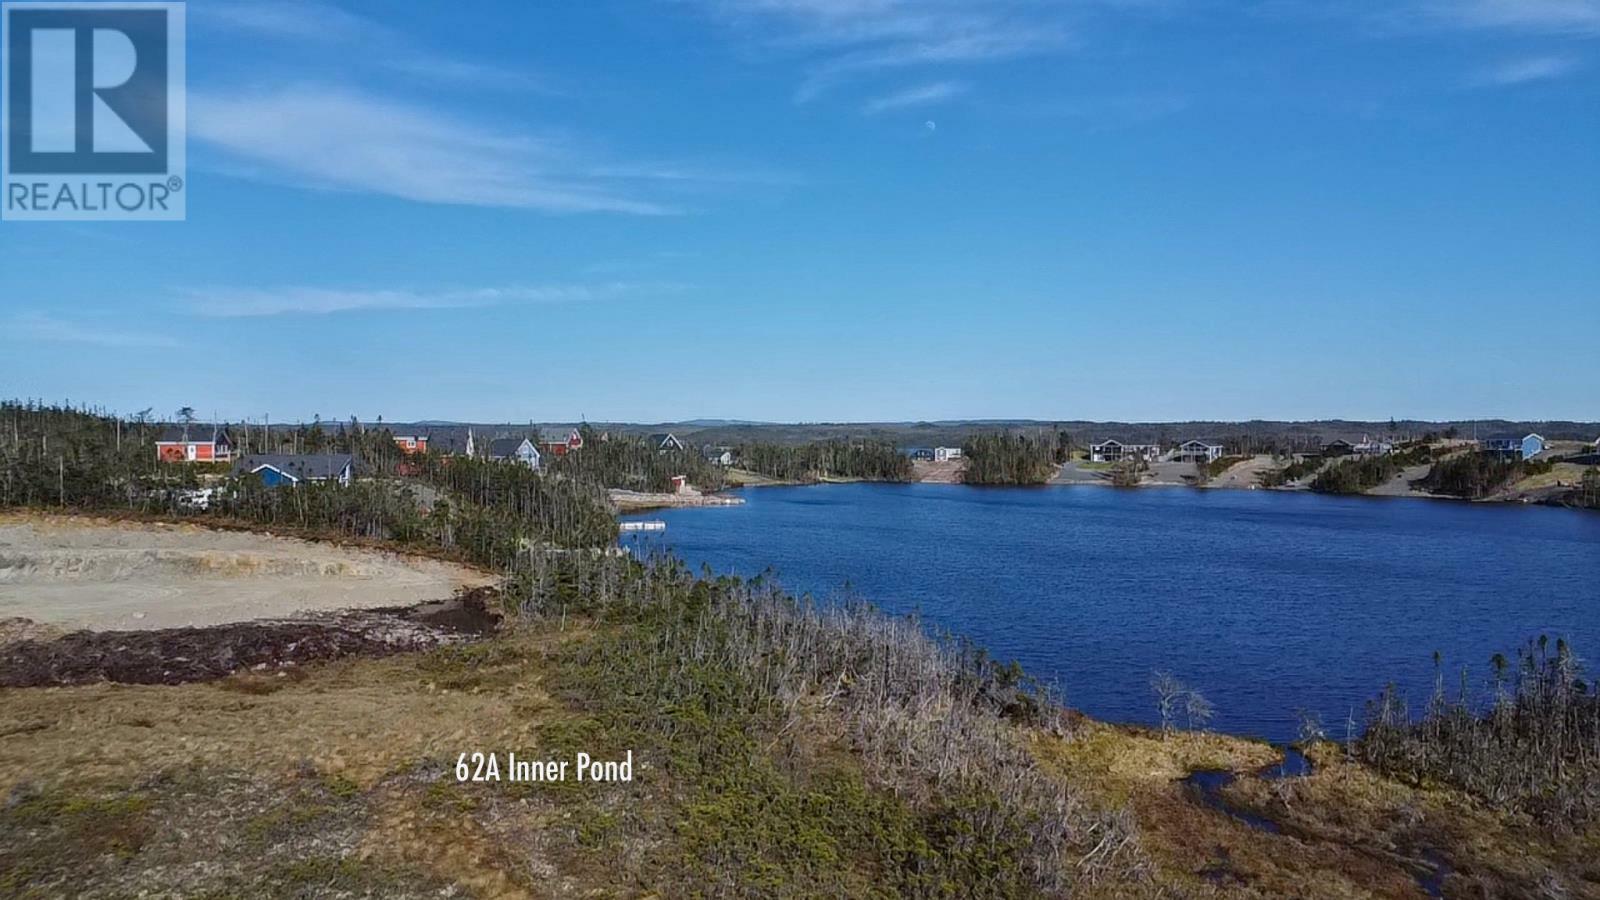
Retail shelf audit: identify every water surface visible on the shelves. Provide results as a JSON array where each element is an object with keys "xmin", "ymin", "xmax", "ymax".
[{"xmin": 625, "ymin": 484, "xmax": 1600, "ymax": 742}]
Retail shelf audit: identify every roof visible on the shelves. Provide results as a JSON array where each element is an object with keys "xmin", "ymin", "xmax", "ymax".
[
  {"xmin": 702, "ymin": 447, "xmax": 731, "ymax": 459},
  {"xmin": 647, "ymin": 432, "xmax": 681, "ymax": 447},
  {"xmin": 156, "ymin": 424, "xmax": 231, "ymax": 444},
  {"xmin": 1482, "ymin": 433, "xmax": 1543, "ymax": 443},
  {"xmin": 538, "ymin": 427, "xmax": 579, "ymax": 443},
  {"xmin": 235, "ymin": 454, "xmax": 353, "ymax": 481},
  {"xmin": 489, "ymin": 437, "xmax": 535, "ymax": 456},
  {"xmin": 430, "ymin": 434, "xmax": 472, "ymax": 454},
  {"xmin": 1180, "ymin": 439, "xmax": 1224, "ymax": 448}
]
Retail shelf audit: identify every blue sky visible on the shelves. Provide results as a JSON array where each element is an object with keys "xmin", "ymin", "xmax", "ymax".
[{"xmin": 2, "ymin": 0, "xmax": 1596, "ymax": 424}]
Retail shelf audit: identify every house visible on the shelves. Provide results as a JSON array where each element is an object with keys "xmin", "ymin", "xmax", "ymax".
[
  {"xmin": 905, "ymin": 447, "xmax": 935, "ymax": 462},
  {"xmin": 155, "ymin": 425, "xmax": 235, "ymax": 463},
  {"xmin": 647, "ymin": 432, "xmax": 686, "ymax": 453},
  {"xmin": 702, "ymin": 446, "xmax": 734, "ymax": 467},
  {"xmin": 933, "ymin": 447, "xmax": 963, "ymax": 462},
  {"xmin": 1174, "ymin": 440, "xmax": 1225, "ymax": 464},
  {"xmin": 488, "ymin": 437, "xmax": 542, "ymax": 470},
  {"xmin": 392, "ymin": 434, "xmax": 428, "ymax": 454},
  {"xmin": 1353, "ymin": 436, "xmax": 1394, "ymax": 456},
  {"xmin": 1322, "ymin": 439, "xmax": 1356, "ymax": 457},
  {"xmin": 669, "ymin": 475, "xmax": 688, "ymax": 494},
  {"xmin": 234, "ymin": 453, "xmax": 354, "ymax": 487},
  {"xmin": 1089, "ymin": 440, "xmax": 1160, "ymax": 464},
  {"xmin": 1480, "ymin": 433, "xmax": 1545, "ymax": 460},
  {"xmin": 538, "ymin": 427, "xmax": 584, "ymax": 458}
]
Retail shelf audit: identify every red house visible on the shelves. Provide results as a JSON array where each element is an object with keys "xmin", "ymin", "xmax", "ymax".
[
  {"xmin": 155, "ymin": 425, "xmax": 234, "ymax": 463},
  {"xmin": 537, "ymin": 427, "xmax": 584, "ymax": 458},
  {"xmin": 393, "ymin": 434, "xmax": 428, "ymax": 454}
]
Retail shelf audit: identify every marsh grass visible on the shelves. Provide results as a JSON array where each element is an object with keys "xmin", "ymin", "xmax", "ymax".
[
  {"xmin": 519, "ymin": 552, "xmax": 1147, "ymax": 895},
  {"xmin": 1359, "ymin": 638, "xmax": 1600, "ymax": 826}
]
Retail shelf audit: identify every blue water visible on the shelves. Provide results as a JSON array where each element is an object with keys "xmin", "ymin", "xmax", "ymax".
[{"xmin": 624, "ymin": 484, "xmax": 1600, "ymax": 742}]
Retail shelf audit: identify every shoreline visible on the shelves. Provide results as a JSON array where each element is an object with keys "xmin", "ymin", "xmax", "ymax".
[{"xmin": 705, "ymin": 475, "xmax": 1596, "ymax": 512}]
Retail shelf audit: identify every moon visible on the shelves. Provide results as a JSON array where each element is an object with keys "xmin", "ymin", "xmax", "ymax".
[{"xmin": 924, "ymin": 120, "xmax": 937, "ymax": 132}]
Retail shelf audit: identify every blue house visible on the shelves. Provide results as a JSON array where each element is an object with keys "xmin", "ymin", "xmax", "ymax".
[
  {"xmin": 234, "ymin": 454, "xmax": 354, "ymax": 487},
  {"xmin": 1480, "ymin": 433, "xmax": 1545, "ymax": 460}
]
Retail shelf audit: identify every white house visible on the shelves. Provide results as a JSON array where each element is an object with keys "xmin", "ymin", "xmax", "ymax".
[
  {"xmin": 1353, "ymin": 436, "xmax": 1394, "ymax": 456},
  {"xmin": 1090, "ymin": 440, "xmax": 1160, "ymax": 464},
  {"xmin": 933, "ymin": 446, "xmax": 963, "ymax": 462},
  {"xmin": 1174, "ymin": 440, "xmax": 1224, "ymax": 464},
  {"xmin": 702, "ymin": 447, "xmax": 734, "ymax": 466},
  {"xmin": 488, "ymin": 437, "xmax": 542, "ymax": 470}
]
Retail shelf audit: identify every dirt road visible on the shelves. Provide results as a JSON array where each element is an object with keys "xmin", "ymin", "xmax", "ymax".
[{"xmin": 0, "ymin": 514, "xmax": 494, "ymax": 632}]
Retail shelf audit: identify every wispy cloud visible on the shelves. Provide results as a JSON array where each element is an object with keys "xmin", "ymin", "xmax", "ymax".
[
  {"xmin": 181, "ymin": 282, "xmax": 680, "ymax": 318},
  {"xmin": 690, "ymin": 0, "xmax": 1073, "ymax": 101},
  {"xmin": 195, "ymin": 0, "xmax": 555, "ymax": 92},
  {"xmin": 191, "ymin": 85, "xmax": 687, "ymax": 214},
  {"xmin": 863, "ymin": 80, "xmax": 969, "ymax": 114},
  {"xmin": 1417, "ymin": 0, "xmax": 1600, "ymax": 34},
  {"xmin": 4, "ymin": 314, "xmax": 179, "ymax": 348},
  {"xmin": 1469, "ymin": 53, "xmax": 1583, "ymax": 84}
]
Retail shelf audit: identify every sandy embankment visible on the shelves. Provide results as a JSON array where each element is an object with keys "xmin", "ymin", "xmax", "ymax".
[
  {"xmin": 608, "ymin": 488, "xmax": 744, "ymax": 513},
  {"xmin": 0, "ymin": 514, "xmax": 495, "ymax": 632},
  {"xmin": 911, "ymin": 459, "xmax": 965, "ymax": 483}
]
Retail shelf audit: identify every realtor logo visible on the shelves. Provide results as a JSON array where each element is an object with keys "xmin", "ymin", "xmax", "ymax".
[{"xmin": 2, "ymin": 1, "xmax": 185, "ymax": 220}]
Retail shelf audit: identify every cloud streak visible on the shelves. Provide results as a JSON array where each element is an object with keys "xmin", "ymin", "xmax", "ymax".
[
  {"xmin": 1470, "ymin": 54, "xmax": 1583, "ymax": 84},
  {"xmin": 4, "ymin": 314, "xmax": 179, "ymax": 348},
  {"xmin": 181, "ymin": 282, "xmax": 681, "ymax": 317},
  {"xmin": 1418, "ymin": 0, "xmax": 1600, "ymax": 34},
  {"xmin": 691, "ymin": 0, "xmax": 1072, "ymax": 100},
  {"xmin": 196, "ymin": 0, "xmax": 555, "ymax": 92},
  {"xmin": 191, "ymin": 85, "xmax": 688, "ymax": 214},
  {"xmin": 863, "ymin": 80, "xmax": 968, "ymax": 114}
]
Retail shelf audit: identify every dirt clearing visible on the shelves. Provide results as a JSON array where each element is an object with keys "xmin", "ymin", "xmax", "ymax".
[{"xmin": 0, "ymin": 514, "xmax": 494, "ymax": 631}]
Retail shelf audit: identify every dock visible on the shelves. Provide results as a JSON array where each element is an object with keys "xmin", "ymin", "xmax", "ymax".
[{"xmin": 618, "ymin": 521, "xmax": 667, "ymax": 533}]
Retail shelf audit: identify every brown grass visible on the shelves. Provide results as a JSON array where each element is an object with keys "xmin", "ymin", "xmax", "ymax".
[{"xmin": 0, "ymin": 631, "xmax": 569, "ymax": 793}]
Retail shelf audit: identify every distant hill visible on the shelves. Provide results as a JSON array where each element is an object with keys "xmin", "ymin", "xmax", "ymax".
[{"xmin": 377, "ymin": 419, "xmax": 1599, "ymax": 452}]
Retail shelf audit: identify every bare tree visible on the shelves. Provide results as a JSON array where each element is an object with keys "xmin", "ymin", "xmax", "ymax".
[
  {"xmin": 1151, "ymin": 671, "xmax": 1217, "ymax": 735},
  {"xmin": 1184, "ymin": 690, "xmax": 1215, "ymax": 731},
  {"xmin": 1150, "ymin": 671, "xmax": 1186, "ymax": 735}
]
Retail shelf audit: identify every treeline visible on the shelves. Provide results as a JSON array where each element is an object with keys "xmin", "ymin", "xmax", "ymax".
[
  {"xmin": 1, "ymin": 401, "xmax": 201, "ymax": 508},
  {"xmin": 1310, "ymin": 455, "xmax": 1402, "ymax": 494},
  {"xmin": 1359, "ymin": 638, "xmax": 1600, "ymax": 824},
  {"xmin": 1579, "ymin": 468, "xmax": 1600, "ymax": 510},
  {"xmin": 0, "ymin": 402, "xmax": 618, "ymax": 563},
  {"xmin": 551, "ymin": 426, "xmax": 725, "ymax": 493},
  {"xmin": 1258, "ymin": 456, "xmax": 1321, "ymax": 488},
  {"xmin": 416, "ymin": 453, "xmax": 618, "ymax": 550},
  {"xmin": 734, "ymin": 440, "xmax": 913, "ymax": 483},
  {"xmin": 1421, "ymin": 451, "xmax": 1549, "ymax": 499},
  {"xmin": 960, "ymin": 433, "xmax": 1062, "ymax": 485}
]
